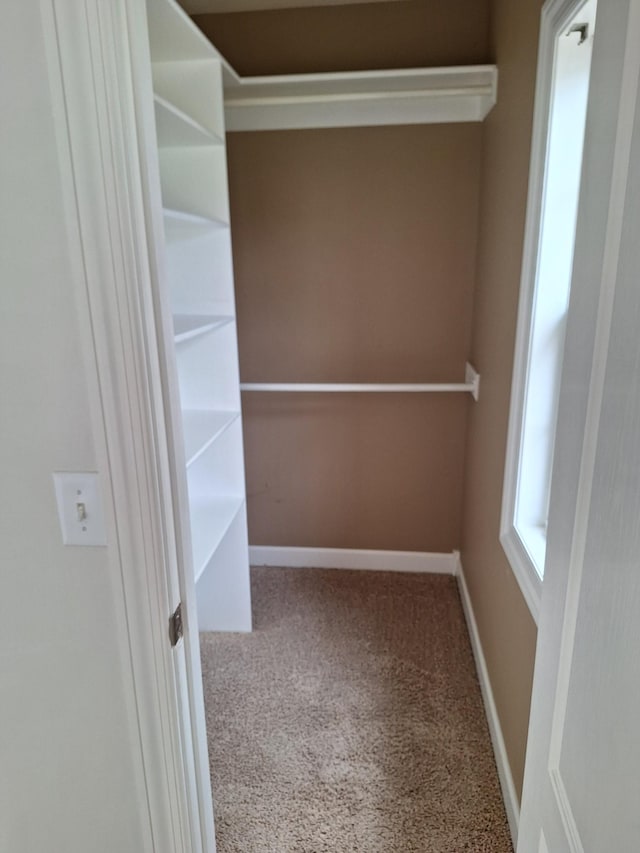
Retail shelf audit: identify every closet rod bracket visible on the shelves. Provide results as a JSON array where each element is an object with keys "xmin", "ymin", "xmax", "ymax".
[{"xmin": 465, "ymin": 361, "xmax": 481, "ymax": 401}]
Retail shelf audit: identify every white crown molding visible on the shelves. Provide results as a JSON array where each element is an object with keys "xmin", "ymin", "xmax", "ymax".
[{"xmin": 181, "ymin": 0, "xmax": 405, "ymax": 12}]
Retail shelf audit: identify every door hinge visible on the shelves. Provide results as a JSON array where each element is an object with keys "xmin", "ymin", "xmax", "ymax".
[{"xmin": 169, "ymin": 602, "xmax": 184, "ymax": 647}]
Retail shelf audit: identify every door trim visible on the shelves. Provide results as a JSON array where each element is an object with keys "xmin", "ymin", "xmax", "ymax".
[
  {"xmin": 545, "ymin": 2, "xmax": 640, "ymax": 847},
  {"xmin": 518, "ymin": 0, "xmax": 640, "ymax": 848},
  {"xmin": 41, "ymin": 1, "xmax": 211, "ymax": 850}
]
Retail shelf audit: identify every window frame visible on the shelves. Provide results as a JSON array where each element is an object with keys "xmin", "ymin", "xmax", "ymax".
[{"xmin": 501, "ymin": 0, "xmax": 592, "ymax": 623}]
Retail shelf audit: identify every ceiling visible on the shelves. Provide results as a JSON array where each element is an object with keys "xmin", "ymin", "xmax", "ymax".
[{"xmin": 181, "ymin": 0, "xmax": 406, "ymax": 13}]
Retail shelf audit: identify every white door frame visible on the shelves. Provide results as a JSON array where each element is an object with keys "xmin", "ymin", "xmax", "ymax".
[
  {"xmin": 518, "ymin": 0, "xmax": 640, "ymax": 847},
  {"xmin": 41, "ymin": 1, "xmax": 213, "ymax": 850}
]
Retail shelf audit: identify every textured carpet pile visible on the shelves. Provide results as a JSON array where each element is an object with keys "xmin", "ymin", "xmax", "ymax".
[{"xmin": 200, "ymin": 567, "xmax": 513, "ymax": 852}]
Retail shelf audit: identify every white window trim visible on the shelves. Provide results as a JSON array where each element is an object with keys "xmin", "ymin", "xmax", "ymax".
[{"xmin": 501, "ymin": 0, "xmax": 591, "ymax": 624}]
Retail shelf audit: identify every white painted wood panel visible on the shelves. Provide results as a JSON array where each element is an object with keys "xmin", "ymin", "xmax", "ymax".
[
  {"xmin": 190, "ymin": 497, "xmax": 245, "ymax": 582},
  {"xmin": 175, "ymin": 321, "xmax": 241, "ymax": 410},
  {"xmin": 196, "ymin": 507, "xmax": 252, "ymax": 631},
  {"xmin": 187, "ymin": 415, "xmax": 246, "ymax": 502},
  {"xmin": 153, "ymin": 60, "xmax": 226, "ymax": 139},
  {"xmin": 148, "ymin": 0, "xmax": 222, "ymax": 62},
  {"xmin": 164, "ymin": 220, "xmax": 235, "ymax": 316},
  {"xmin": 154, "ymin": 94, "xmax": 223, "ymax": 147},
  {"xmin": 224, "ymin": 66, "xmax": 497, "ymax": 131},
  {"xmin": 182, "ymin": 408, "xmax": 240, "ymax": 466},
  {"xmin": 158, "ymin": 147, "xmax": 230, "ymax": 223}
]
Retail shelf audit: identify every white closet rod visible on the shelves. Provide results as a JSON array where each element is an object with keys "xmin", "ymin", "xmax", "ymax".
[{"xmin": 241, "ymin": 364, "xmax": 480, "ymax": 401}]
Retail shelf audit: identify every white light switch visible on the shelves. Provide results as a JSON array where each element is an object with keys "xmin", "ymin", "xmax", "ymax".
[{"xmin": 53, "ymin": 472, "xmax": 107, "ymax": 546}]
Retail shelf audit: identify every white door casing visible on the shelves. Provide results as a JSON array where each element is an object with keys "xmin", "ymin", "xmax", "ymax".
[
  {"xmin": 41, "ymin": 1, "xmax": 214, "ymax": 850},
  {"xmin": 126, "ymin": 0, "xmax": 219, "ymax": 847},
  {"xmin": 518, "ymin": 0, "xmax": 640, "ymax": 849}
]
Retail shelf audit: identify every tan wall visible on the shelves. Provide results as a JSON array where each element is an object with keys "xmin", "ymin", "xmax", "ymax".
[
  {"xmin": 206, "ymin": 0, "xmax": 490, "ymax": 552},
  {"xmin": 460, "ymin": 0, "xmax": 543, "ymax": 799},
  {"xmin": 193, "ymin": 0, "xmax": 489, "ymax": 75},
  {"xmin": 196, "ymin": 0, "xmax": 541, "ymax": 801},
  {"xmin": 228, "ymin": 124, "xmax": 482, "ymax": 550},
  {"xmin": 193, "ymin": 0, "xmax": 545, "ymax": 807}
]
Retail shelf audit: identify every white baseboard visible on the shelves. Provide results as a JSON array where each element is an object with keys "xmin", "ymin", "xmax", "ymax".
[
  {"xmin": 455, "ymin": 555, "xmax": 520, "ymax": 846},
  {"xmin": 249, "ymin": 546, "xmax": 458, "ymax": 575}
]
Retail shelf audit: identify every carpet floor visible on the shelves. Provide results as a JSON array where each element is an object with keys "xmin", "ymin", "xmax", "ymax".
[{"xmin": 200, "ymin": 568, "xmax": 513, "ymax": 852}]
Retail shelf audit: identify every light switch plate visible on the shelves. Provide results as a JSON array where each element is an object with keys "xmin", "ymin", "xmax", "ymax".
[{"xmin": 52, "ymin": 472, "xmax": 107, "ymax": 546}]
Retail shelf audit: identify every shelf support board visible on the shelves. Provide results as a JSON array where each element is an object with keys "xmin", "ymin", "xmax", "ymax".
[{"xmin": 222, "ymin": 66, "xmax": 497, "ymax": 131}]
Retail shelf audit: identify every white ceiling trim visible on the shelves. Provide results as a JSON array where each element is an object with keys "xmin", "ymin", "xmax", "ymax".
[{"xmin": 180, "ymin": 0, "xmax": 407, "ymax": 14}]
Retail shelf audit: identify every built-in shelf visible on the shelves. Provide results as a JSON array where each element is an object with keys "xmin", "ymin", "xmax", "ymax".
[
  {"xmin": 148, "ymin": 0, "xmax": 226, "ymax": 63},
  {"xmin": 151, "ymin": 2, "xmax": 498, "ymax": 131},
  {"xmin": 173, "ymin": 313, "xmax": 234, "ymax": 343},
  {"xmin": 146, "ymin": 0, "xmax": 495, "ymax": 641},
  {"xmin": 154, "ymin": 94, "xmax": 223, "ymax": 147},
  {"xmin": 147, "ymin": 0, "xmax": 252, "ymax": 647},
  {"xmin": 223, "ymin": 65, "xmax": 498, "ymax": 131},
  {"xmin": 190, "ymin": 496, "xmax": 245, "ymax": 583},
  {"xmin": 163, "ymin": 207, "xmax": 228, "ymax": 239},
  {"xmin": 182, "ymin": 409, "xmax": 240, "ymax": 467}
]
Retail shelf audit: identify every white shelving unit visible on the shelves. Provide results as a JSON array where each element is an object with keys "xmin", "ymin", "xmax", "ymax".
[
  {"xmin": 147, "ymin": 0, "xmax": 252, "ymax": 634},
  {"xmin": 143, "ymin": 0, "xmax": 498, "ymax": 639}
]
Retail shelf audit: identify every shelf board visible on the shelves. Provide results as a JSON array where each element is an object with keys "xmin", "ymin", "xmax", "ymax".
[
  {"xmin": 173, "ymin": 313, "xmax": 234, "ymax": 343},
  {"xmin": 190, "ymin": 496, "xmax": 244, "ymax": 583},
  {"xmin": 223, "ymin": 65, "xmax": 498, "ymax": 131},
  {"xmin": 149, "ymin": 7, "xmax": 497, "ymax": 130},
  {"xmin": 182, "ymin": 409, "xmax": 240, "ymax": 467},
  {"xmin": 147, "ymin": 0, "xmax": 218, "ymax": 62},
  {"xmin": 163, "ymin": 207, "xmax": 228, "ymax": 240},
  {"xmin": 154, "ymin": 95, "xmax": 223, "ymax": 148},
  {"xmin": 147, "ymin": 0, "xmax": 239, "ymax": 88}
]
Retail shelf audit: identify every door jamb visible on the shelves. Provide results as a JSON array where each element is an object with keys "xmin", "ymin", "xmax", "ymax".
[{"xmin": 41, "ymin": 1, "xmax": 212, "ymax": 850}]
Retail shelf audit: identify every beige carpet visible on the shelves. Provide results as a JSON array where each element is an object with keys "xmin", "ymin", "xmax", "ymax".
[{"xmin": 200, "ymin": 568, "xmax": 513, "ymax": 852}]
